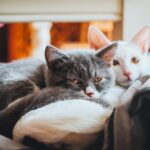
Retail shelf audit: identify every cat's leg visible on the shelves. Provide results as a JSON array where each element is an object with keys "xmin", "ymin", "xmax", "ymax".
[
  {"xmin": 101, "ymin": 86, "xmax": 125, "ymax": 107},
  {"xmin": 119, "ymin": 80, "xmax": 143, "ymax": 105},
  {"xmin": 0, "ymin": 79, "xmax": 39, "ymax": 110},
  {"xmin": 0, "ymin": 92, "xmax": 36, "ymax": 138},
  {"xmin": 140, "ymin": 76, "xmax": 150, "ymax": 89},
  {"xmin": 119, "ymin": 76, "xmax": 150, "ymax": 105}
]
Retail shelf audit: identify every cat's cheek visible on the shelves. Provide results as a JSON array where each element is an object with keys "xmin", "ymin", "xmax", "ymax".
[
  {"xmin": 91, "ymin": 92, "xmax": 101, "ymax": 99},
  {"xmin": 79, "ymin": 90, "xmax": 87, "ymax": 96},
  {"xmin": 131, "ymin": 75, "xmax": 140, "ymax": 83},
  {"xmin": 114, "ymin": 68, "xmax": 127, "ymax": 84},
  {"xmin": 68, "ymin": 83, "xmax": 82, "ymax": 92},
  {"xmin": 113, "ymin": 67, "xmax": 122, "ymax": 78}
]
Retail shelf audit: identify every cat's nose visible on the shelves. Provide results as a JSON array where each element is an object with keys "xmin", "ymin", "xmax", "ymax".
[
  {"xmin": 123, "ymin": 71, "xmax": 131, "ymax": 80},
  {"xmin": 86, "ymin": 92, "xmax": 94, "ymax": 97}
]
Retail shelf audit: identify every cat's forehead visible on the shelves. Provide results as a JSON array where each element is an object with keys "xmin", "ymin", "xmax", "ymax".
[
  {"xmin": 65, "ymin": 50, "xmax": 109, "ymax": 75},
  {"xmin": 65, "ymin": 49, "xmax": 96, "ymax": 56},
  {"xmin": 65, "ymin": 49, "xmax": 96, "ymax": 63},
  {"xmin": 115, "ymin": 41, "xmax": 142, "ymax": 59}
]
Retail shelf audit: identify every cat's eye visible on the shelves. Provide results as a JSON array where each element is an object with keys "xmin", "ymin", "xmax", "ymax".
[
  {"xmin": 94, "ymin": 76, "xmax": 103, "ymax": 82},
  {"xmin": 131, "ymin": 57, "xmax": 140, "ymax": 64},
  {"xmin": 113, "ymin": 60, "xmax": 120, "ymax": 66},
  {"xmin": 71, "ymin": 79, "xmax": 79, "ymax": 84}
]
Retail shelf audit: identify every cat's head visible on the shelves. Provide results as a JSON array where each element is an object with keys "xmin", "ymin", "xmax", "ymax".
[
  {"xmin": 88, "ymin": 25, "xmax": 150, "ymax": 87},
  {"xmin": 44, "ymin": 43, "xmax": 117, "ymax": 98}
]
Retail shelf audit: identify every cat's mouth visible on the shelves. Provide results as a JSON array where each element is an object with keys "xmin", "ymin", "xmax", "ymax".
[{"xmin": 122, "ymin": 79, "xmax": 132, "ymax": 83}]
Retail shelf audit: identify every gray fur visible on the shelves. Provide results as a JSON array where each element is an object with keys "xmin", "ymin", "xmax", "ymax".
[
  {"xmin": 45, "ymin": 45, "xmax": 116, "ymax": 95},
  {"xmin": 0, "ymin": 87, "xmax": 108, "ymax": 138},
  {"xmin": 0, "ymin": 43, "xmax": 117, "ymax": 110},
  {"xmin": 0, "ymin": 59, "xmax": 45, "ymax": 109},
  {"xmin": 0, "ymin": 43, "xmax": 117, "ymax": 149}
]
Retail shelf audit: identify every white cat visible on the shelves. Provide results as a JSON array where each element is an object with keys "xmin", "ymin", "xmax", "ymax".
[{"xmin": 88, "ymin": 25, "xmax": 150, "ymax": 106}]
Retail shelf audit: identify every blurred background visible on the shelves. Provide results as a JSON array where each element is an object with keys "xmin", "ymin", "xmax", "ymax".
[{"xmin": 0, "ymin": 0, "xmax": 149, "ymax": 62}]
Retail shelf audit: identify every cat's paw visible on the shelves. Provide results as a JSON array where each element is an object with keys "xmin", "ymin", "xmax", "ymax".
[
  {"xmin": 120, "ymin": 76, "xmax": 150, "ymax": 106},
  {"xmin": 140, "ymin": 76, "xmax": 150, "ymax": 89},
  {"xmin": 120, "ymin": 80, "xmax": 142, "ymax": 104},
  {"xmin": 139, "ymin": 75, "xmax": 150, "ymax": 84}
]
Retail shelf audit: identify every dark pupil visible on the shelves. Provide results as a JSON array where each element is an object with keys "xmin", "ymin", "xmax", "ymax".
[
  {"xmin": 113, "ymin": 60, "xmax": 119, "ymax": 65},
  {"xmin": 132, "ymin": 57, "xmax": 139, "ymax": 63}
]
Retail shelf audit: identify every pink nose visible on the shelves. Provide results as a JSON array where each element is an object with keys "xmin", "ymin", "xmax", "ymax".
[
  {"xmin": 123, "ymin": 71, "xmax": 131, "ymax": 80},
  {"xmin": 86, "ymin": 92, "xmax": 94, "ymax": 97}
]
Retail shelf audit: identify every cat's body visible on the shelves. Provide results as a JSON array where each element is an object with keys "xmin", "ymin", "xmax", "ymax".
[
  {"xmin": 0, "ymin": 87, "xmax": 111, "ymax": 150},
  {"xmin": 0, "ymin": 43, "xmax": 117, "ymax": 150},
  {"xmin": 0, "ymin": 43, "xmax": 117, "ymax": 110},
  {"xmin": 0, "ymin": 58, "xmax": 45, "ymax": 110},
  {"xmin": 88, "ymin": 26, "xmax": 150, "ymax": 106}
]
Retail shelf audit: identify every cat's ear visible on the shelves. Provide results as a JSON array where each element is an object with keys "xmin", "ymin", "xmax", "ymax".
[
  {"xmin": 45, "ymin": 44, "xmax": 65, "ymax": 62},
  {"xmin": 96, "ymin": 42, "xmax": 118, "ymax": 65},
  {"xmin": 131, "ymin": 26, "xmax": 150, "ymax": 53},
  {"xmin": 87, "ymin": 25, "xmax": 111, "ymax": 50},
  {"xmin": 45, "ymin": 45, "xmax": 69, "ymax": 68}
]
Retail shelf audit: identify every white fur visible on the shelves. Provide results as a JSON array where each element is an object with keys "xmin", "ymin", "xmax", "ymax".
[
  {"xmin": 3, "ymin": 72, "xmax": 27, "ymax": 83},
  {"xmin": 113, "ymin": 41, "xmax": 150, "ymax": 87},
  {"xmin": 104, "ymin": 41, "xmax": 150, "ymax": 107},
  {"xmin": 86, "ymin": 86, "xmax": 101, "ymax": 98},
  {"xmin": 1, "ymin": 58, "xmax": 44, "ymax": 84},
  {"xmin": 101, "ymin": 85, "xmax": 125, "ymax": 107},
  {"xmin": 99, "ymin": 41, "xmax": 150, "ymax": 107},
  {"xmin": 119, "ymin": 80, "xmax": 142, "ymax": 103},
  {"xmin": 102, "ymin": 41, "xmax": 150, "ymax": 107},
  {"xmin": 13, "ymin": 99, "xmax": 112, "ymax": 144},
  {"xmin": 88, "ymin": 26, "xmax": 150, "ymax": 107}
]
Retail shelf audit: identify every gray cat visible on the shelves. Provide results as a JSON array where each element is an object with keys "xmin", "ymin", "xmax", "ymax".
[
  {"xmin": 0, "ymin": 43, "xmax": 117, "ymax": 149},
  {"xmin": 0, "ymin": 43, "xmax": 116, "ymax": 110},
  {"xmin": 0, "ymin": 58, "xmax": 45, "ymax": 110}
]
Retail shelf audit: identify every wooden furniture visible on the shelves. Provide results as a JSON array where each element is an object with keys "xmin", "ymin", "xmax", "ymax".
[{"xmin": 0, "ymin": 0, "xmax": 149, "ymax": 40}]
